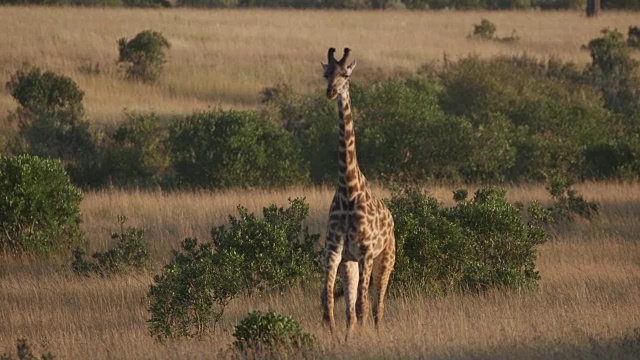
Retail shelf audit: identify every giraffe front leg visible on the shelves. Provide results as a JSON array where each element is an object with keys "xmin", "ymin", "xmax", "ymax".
[
  {"xmin": 356, "ymin": 253, "xmax": 374, "ymax": 326},
  {"xmin": 340, "ymin": 260, "xmax": 359, "ymax": 341},
  {"xmin": 322, "ymin": 233, "xmax": 342, "ymax": 334}
]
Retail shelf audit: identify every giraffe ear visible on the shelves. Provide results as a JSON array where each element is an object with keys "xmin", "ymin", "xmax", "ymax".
[
  {"xmin": 321, "ymin": 62, "xmax": 329, "ymax": 71},
  {"xmin": 345, "ymin": 60, "xmax": 356, "ymax": 75}
]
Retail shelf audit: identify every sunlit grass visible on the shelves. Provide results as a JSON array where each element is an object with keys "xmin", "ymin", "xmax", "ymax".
[
  {"xmin": 2, "ymin": 182, "xmax": 639, "ymax": 358},
  {"xmin": 1, "ymin": 7, "xmax": 639, "ymax": 125}
]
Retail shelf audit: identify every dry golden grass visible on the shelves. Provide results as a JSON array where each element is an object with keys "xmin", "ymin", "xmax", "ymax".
[
  {"xmin": 1, "ymin": 7, "xmax": 640, "ymax": 124},
  {"xmin": 1, "ymin": 182, "xmax": 640, "ymax": 358}
]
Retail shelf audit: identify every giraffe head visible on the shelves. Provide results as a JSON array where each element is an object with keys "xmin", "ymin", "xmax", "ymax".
[{"xmin": 322, "ymin": 47, "xmax": 357, "ymax": 100}]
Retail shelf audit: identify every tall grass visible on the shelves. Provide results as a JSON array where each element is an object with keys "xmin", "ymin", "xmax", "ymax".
[
  {"xmin": 1, "ymin": 182, "xmax": 639, "ymax": 358},
  {"xmin": 1, "ymin": 8, "xmax": 639, "ymax": 124}
]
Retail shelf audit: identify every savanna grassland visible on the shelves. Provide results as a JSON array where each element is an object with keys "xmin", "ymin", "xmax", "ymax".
[
  {"xmin": 1, "ymin": 6, "xmax": 640, "ymax": 359},
  {"xmin": 1, "ymin": 183, "xmax": 640, "ymax": 359},
  {"xmin": 0, "ymin": 7, "xmax": 639, "ymax": 124}
]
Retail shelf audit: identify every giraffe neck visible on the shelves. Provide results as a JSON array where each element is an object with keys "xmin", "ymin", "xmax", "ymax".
[{"xmin": 337, "ymin": 90, "xmax": 362, "ymax": 198}]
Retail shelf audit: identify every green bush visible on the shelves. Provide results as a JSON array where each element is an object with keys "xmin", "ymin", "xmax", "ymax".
[
  {"xmin": 585, "ymin": 28, "xmax": 640, "ymax": 116},
  {"xmin": 546, "ymin": 177, "xmax": 599, "ymax": 223},
  {"xmin": 211, "ymin": 198, "xmax": 321, "ymax": 293},
  {"xmin": 628, "ymin": 26, "xmax": 640, "ymax": 48},
  {"xmin": 102, "ymin": 112, "xmax": 170, "ymax": 188},
  {"xmin": 232, "ymin": 311, "xmax": 315, "ymax": 352},
  {"xmin": 6, "ymin": 66, "xmax": 96, "ymax": 165},
  {"xmin": 439, "ymin": 55, "xmax": 614, "ymax": 181},
  {"xmin": 148, "ymin": 238, "xmax": 245, "ymax": 339},
  {"xmin": 148, "ymin": 198, "xmax": 319, "ymax": 339},
  {"xmin": 0, "ymin": 339, "xmax": 54, "ymax": 360},
  {"xmin": 472, "ymin": 18, "xmax": 496, "ymax": 40},
  {"xmin": 72, "ymin": 216, "xmax": 149, "ymax": 276},
  {"xmin": 387, "ymin": 186, "xmax": 549, "ymax": 292},
  {"xmin": 117, "ymin": 30, "xmax": 170, "ymax": 82},
  {"xmin": 353, "ymin": 79, "xmax": 473, "ymax": 182},
  {"xmin": 0, "ymin": 155, "xmax": 83, "ymax": 256},
  {"xmin": 168, "ymin": 109, "xmax": 308, "ymax": 189}
]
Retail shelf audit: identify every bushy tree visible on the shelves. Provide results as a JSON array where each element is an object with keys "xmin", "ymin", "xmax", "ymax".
[
  {"xmin": 117, "ymin": 30, "xmax": 170, "ymax": 82},
  {"xmin": 438, "ymin": 55, "xmax": 614, "ymax": 181},
  {"xmin": 353, "ymin": 78, "xmax": 473, "ymax": 182},
  {"xmin": 211, "ymin": 198, "xmax": 321, "ymax": 293},
  {"xmin": 168, "ymin": 109, "xmax": 308, "ymax": 189},
  {"xmin": 0, "ymin": 155, "xmax": 83, "ymax": 255},
  {"xmin": 102, "ymin": 112, "xmax": 170, "ymax": 188},
  {"xmin": 148, "ymin": 238, "xmax": 245, "ymax": 339},
  {"xmin": 585, "ymin": 28, "xmax": 640, "ymax": 116},
  {"xmin": 6, "ymin": 66, "xmax": 96, "ymax": 164},
  {"xmin": 388, "ymin": 187, "xmax": 550, "ymax": 292},
  {"xmin": 148, "ymin": 198, "xmax": 320, "ymax": 339}
]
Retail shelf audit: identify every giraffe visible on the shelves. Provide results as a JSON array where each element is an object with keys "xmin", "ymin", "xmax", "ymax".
[{"xmin": 320, "ymin": 47, "xmax": 396, "ymax": 340}]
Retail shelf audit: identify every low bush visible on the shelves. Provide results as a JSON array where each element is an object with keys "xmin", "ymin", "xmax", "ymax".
[
  {"xmin": 0, "ymin": 155, "xmax": 83, "ymax": 256},
  {"xmin": 211, "ymin": 198, "xmax": 322, "ymax": 293},
  {"xmin": 0, "ymin": 339, "xmax": 54, "ymax": 360},
  {"xmin": 471, "ymin": 18, "xmax": 496, "ymax": 40},
  {"xmin": 168, "ymin": 109, "xmax": 308, "ymax": 189},
  {"xmin": 148, "ymin": 198, "xmax": 320, "ymax": 339},
  {"xmin": 72, "ymin": 216, "xmax": 149, "ymax": 276},
  {"xmin": 102, "ymin": 112, "xmax": 170, "ymax": 188},
  {"xmin": 546, "ymin": 177, "xmax": 599, "ymax": 222},
  {"xmin": 628, "ymin": 26, "xmax": 640, "ymax": 48},
  {"xmin": 585, "ymin": 28, "xmax": 640, "ymax": 116},
  {"xmin": 388, "ymin": 186, "xmax": 550, "ymax": 293},
  {"xmin": 232, "ymin": 311, "xmax": 315, "ymax": 352},
  {"xmin": 148, "ymin": 238, "xmax": 245, "ymax": 339},
  {"xmin": 6, "ymin": 66, "xmax": 96, "ymax": 165},
  {"xmin": 117, "ymin": 30, "xmax": 170, "ymax": 82}
]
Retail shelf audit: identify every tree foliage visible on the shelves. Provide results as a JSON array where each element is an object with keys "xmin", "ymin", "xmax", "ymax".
[
  {"xmin": 117, "ymin": 30, "xmax": 170, "ymax": 82},
  {"xmin": 0, "ymin": 155, "xmax": 83, "ymax": 255}
]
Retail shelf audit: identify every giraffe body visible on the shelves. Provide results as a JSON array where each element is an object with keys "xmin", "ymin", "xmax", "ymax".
[{"xmin": 320, "ymin": 48, "xmax": 396, "ymax": 341}]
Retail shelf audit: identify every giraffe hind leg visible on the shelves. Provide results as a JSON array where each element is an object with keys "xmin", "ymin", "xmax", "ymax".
[
  {"xmin": 356, "ymin": 254, "xmax": 374, "ymax": 326},
  {"xmin": 340, "ymin": 260, "xmax": 359, "ymax": 341},
  {"xmin": 372, "ymin": 243, "xmax": 395, "ymax": 330}
]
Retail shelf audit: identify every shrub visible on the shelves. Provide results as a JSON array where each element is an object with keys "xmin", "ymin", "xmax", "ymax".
[
  {"xmin": 102, "ymin": 112, "xmax": 170, "ymax": 188},
  {"xmin": 0, "ymin": 339, "xmax": 54, "ymax": 360},
  {"xmin": 117, "ymin": 30, "xmax": 170, "ymax": 82},
  {"xmin": 148, "ymin": 238, "xmax": 245, "ymax": 339},
  {"xmin": 168, "ymin": 109, "xmax": 308, "ymax": 189},
  {"xmin": 546, "ymin": 177, "xmax": 599, "ymax": 222},
  {"xmin": 6, "ymin": 66, "xmax": 96, "ymax": 165},
  {"xmin": 72, "ymin": 215, "xmax": 149, "ymax": 276},
  {"xmin": 0, "ymin": 155, "xmax": 83, "ymax": 256},
  {"xmin": 354, "ymin": 78, "xmax": 473, "ymax": 182},
  {"xmin": 211, "ymin": 198, "xmax": 322, "ymax": 293},
  {"xmin": 585, "ymin": 28, "xmax": 640, "ymax": 116},
  {"xmin": 232, "ymin": 311, "xmax": 315, "ymax": 352},
  {"xmin": 148, "ymin": 198, "xmax": 320, "ymax": 339},
  {"xmin": 438, "ymin": 55, "xmax": 614, "ymax": 181},
  {"xmin": 628, "ymin": 26, "xmax": 640, "ymax": 48},
  {"xmin": 472, "ymin": 18, "xmax": 496, "ymax": 40},
  {"xmin": 387, "ymin": 186, "xmax": 550, "ymax": 292}
]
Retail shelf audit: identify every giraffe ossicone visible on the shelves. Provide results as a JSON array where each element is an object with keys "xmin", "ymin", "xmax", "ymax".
[{"xmin": 320, "ymin": 47, "xmax": 396, "ymax": 341}]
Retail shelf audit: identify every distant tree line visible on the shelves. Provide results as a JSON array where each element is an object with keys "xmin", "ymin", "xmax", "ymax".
[
  {"xmin": 2, "ymin": 27, "xmax": 640, "ymax": 189},
  {"xmin": 1, "ymin": 0, "xmax": 639, "ymax": 9}
]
